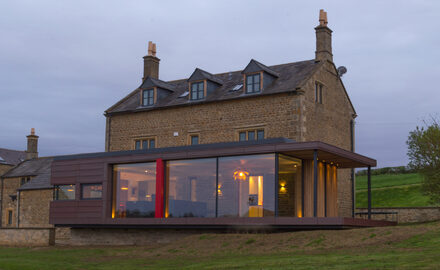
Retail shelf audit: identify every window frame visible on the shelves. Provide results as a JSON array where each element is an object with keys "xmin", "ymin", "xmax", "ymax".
[
  {"xmin": 315, "ymin": 82, "xmax": 324, "ymax": 104},
  {"xmin": 190, "ymin": 81, "xmax": 205, "ymax": 100},
  {"xmin": 134, "ymin": 137, "xmax": 156, "ymax": 150},
  {"xmin": 80, "ymin": 183, "xmax": 103, "ymax": 200},
  {"xmin": 142, "ymin": 88, "xmax": 155, "ymax": 106},
  {"xmin": 190, "ymin": 134, "xmax": 199, "ymax": 145},
  {"xmin": 54, "ymin": 184, "xmax": 76, "ymax": 201},
  {"xmin": 245, "ymin": 73, "xmax": 261, "ymax": 94},
  {"xmin": 238, "ymin": 129, "xmax": 265, "ymax": 141}
]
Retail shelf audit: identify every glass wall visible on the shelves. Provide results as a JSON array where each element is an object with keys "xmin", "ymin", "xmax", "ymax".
[
  {"xmin": 278, "ymin": 155, "xmax": 302, "ymax": 217},
  {"xmin": 166, "ymin": 158, "xmax": 216, "ymax": 217},
  {"xmin": 112, "ymin": 162, "xmax": 156, "ymax": 218},
  {"xmin": 218, "ymin": 154, "xmax": 275, "ymax": 217}
]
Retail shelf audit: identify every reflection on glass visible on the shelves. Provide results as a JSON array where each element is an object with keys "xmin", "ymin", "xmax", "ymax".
[
  {"xmin": 113, "ymin": 162, "xmax": 156, "ymax": 218},
  {"xmin": 54, "ymin": 185, "xmax": 75, "ymax": 200},
  {"xmin": 81, "ymin": 184, "xmax": 102, "ymax": 199},
  {"xmin": 278, "ymin": 155, "xmax": 302, "ymax": 217},
  {"xmin": 166, "ymin": 158, "xmax": 216, "ymax": 217},
  {"xmin": 218, "ymin": 154, "xmax": 275, "ymax": 217}
]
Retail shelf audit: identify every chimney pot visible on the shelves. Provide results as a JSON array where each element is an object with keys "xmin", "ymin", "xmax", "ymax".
[{"xmin": 315, "ymin": 9, "xmax": 333, "ymax": 62}]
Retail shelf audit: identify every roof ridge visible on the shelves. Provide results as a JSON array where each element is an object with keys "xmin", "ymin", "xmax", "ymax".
[
  {"xmin": 166, "ymin": 59, "xmax": 314, "ymax": 83},
  {"xmin": 0, "ymin": 147, "xmax": 25, "ymax": 153}
]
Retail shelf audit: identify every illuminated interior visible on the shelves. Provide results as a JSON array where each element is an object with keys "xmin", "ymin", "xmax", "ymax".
[
  {"xmin": 112, "ymin": 162, "xmax": 156, "ymax": 218},
  {"xmin": 278, "ymin": 154, "xmax": 302, "ymax": 217},
  {"xmin": 218, "ymin": 154, "xmax": 275, "ymax": 217}
]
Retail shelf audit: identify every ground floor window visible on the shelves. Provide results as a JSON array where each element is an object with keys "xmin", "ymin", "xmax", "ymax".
[
  {"xmin": 54, "ymin": 185, "xmax": 76, "ymax": 200},
  {"xmin": 166, "ymin": 158, "xmax": 216, "ymax": 217},
  {"xmin": 111, "ymin": 153, "xmax": 303, "ymax": 219},
  {"xmin": 218, "ymin": 154, "xmax": 275, "ymax": 217},
  {"xmin": 81, "ymin": 183, "xmax": 103, "ymax": 200},
  {"xmin": 278, "ymin": 155, "xmax": 302, "ymax": 217},
  {"xmin": 7, "ymin": 210, "xmax": 13, "ymax": 225},
  {"xmin": 112, "ymin": 162, "xmax": 156, "ymax": 218}
]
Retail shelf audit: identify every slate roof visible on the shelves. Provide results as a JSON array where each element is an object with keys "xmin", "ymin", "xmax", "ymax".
[
  {"xmin": 0, "ymin": 148, "xmax": 26, "ymax": 166},
  {"xmin": 106, "ymin": 59, "xmax": 320, "ymax": 115},
  {"xmin": 2, "ymin": 157, "xmax": 53, "ymax": 191}
]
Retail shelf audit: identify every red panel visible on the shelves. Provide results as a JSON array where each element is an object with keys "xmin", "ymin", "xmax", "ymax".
[{"xmin": 155, "ymin": 158, "xmax": 164, "ymax": 218}]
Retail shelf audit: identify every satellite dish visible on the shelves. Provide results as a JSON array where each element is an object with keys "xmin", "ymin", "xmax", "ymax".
[{"xmin": 337, "ymin": 66, "xmax": 347, "ymax": 77}]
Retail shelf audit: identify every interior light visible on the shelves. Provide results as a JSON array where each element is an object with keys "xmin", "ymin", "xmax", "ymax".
[
  {"xmin": 233, "ymin": 170, "xmax": 249, "ymax": 181},
  {"xmin": 121, "ymin": 187, "xmax": 128, "ymax": 190},
  {"xmin": 67, "ymin": 189, "xmax": 74, "ymax": 192}
]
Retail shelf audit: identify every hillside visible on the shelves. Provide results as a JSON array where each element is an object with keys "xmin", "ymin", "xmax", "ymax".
[
  {"xmin": 356, "ymin": 173, "xmax": 433, "ymax": 207},
  {"xmin": 0, "ymin": 221, "xmax": 439, "ymax": 269}
]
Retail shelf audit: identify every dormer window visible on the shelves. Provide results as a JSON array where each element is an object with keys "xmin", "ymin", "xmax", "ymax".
[
  {"xmin": 190, "ymin": 81, "xmax": 205, "ymax": 100},
  {"xmin": 245, "ymin": 73, "xmax": 261, "ymax": 93},
  {"xmin": 242, "ymin": 59, "xmax": 279, "ymax": 95},
  {"xmin": 142, "ymin": 89, "xmax": 155, "ymax": 106}
]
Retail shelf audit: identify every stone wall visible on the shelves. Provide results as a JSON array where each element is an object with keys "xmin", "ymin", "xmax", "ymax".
[
  {"xmin": 108, "ymin": 93, "xmax": 302, "ymax": 151},
  {"xmin": 68, "ymin": 228, "xmax": 201, "ymax": 246},
  {"xmin": 0, "ymin": 228, "xmax": 54, "ymax": 246},
  {"xmin": 0, "ymin": 164, "xmax": 13, "ymax": 176},
  {"xmin": 1, "ymin": 177, "xmax": 21, "ymax": 227},
  {"xmin": 302, "ymin": 61, "xmax": 356, "ymax": 217},
  {"xmin": 19, "ymin": 189, "xmax": 53, "ymax": 228},
  {"xmin": 356, "ymin": 207, "xmax": 440, "ymax": 223}
]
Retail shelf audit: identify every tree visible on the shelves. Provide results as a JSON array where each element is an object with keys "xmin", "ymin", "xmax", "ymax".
[{"xmin": 407, "ymin": 119, "xmax": 440, "ymax": 205}]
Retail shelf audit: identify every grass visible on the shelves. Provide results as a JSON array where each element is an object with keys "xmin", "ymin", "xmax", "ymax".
[
  {"xmin": 1, "ymin": 221, "xmax": 440, "ymax": 269},
  {"xmin": 356, "ymin": 173, "xmax": 423, "ymax": 190},
  {"xmin": 355, "ymin": 173, "xmax": 433, "ymax": 207}
]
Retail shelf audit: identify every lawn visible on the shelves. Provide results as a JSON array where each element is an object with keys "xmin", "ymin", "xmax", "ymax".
[
  {"xmin": 355, "ymin": 173, "xmax": 433, "ymax": 207},
  {"xmin": 0, "ymin": 221, "xmax": 440, "ymax": 269}
]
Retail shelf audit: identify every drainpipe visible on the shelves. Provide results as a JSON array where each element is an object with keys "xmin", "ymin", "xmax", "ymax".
[
  {"xmin": 350, "ymin": 119, "xmax": 355, "ymax": 217},
  {"xmin": 0, "ymin": 176, "xmax": 3, "ymax": 227},
  {"xmin": 16, "ymin": 190, "xmax": 20, "ymax": 228}
]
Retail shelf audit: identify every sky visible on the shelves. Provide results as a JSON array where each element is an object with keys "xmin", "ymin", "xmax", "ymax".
[{"xmin": 0, "ymin": 0, "xmax": 439, "ymax": 168}]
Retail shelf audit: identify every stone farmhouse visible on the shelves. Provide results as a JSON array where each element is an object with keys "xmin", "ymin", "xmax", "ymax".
[{"xmin": 1, "ymin": 11, "xmax": 386, "ymax": 238}]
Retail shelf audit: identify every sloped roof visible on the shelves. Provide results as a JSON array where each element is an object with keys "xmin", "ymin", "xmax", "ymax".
[
  {"xmin": 3, "ymin": 157, "xmax": 52, "ymax": 178},
  {"xmin": 188, "ymin": 68, "xmax": 224, "ymax": 85},
  {"xmin": 242, "ymin": 59, "xmax": 280, "ymax": 77},
  {"xmin": 106, "ymin": 59, "xmax": 320, "ymax": 115},
  {"xmin": 0, "ymin": 148, "xmax": 26, "ymax": 166},
  {"xmin": 140, "ymin": 77, "xmax": 175, "ymax": 91},
  {"xmin": 2, "ymin": 157, "xmax": 53, "ymax": 191}
]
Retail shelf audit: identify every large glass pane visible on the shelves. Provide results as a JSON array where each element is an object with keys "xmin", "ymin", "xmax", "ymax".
[
  {"xmin": 166, "ymin": 158, "xmax": 216, "ymax": 217},
  {"xmin": 112, "ymin": 162, "xmax": 156, "ymax": 218},
  {"xmin": 248, "ymin": 131, "xmax": 255, "ymax": 141},
  {"xmin": 278, "ymin": 155, "xmax": 302, "ymax": 217},
  {"xmin": 257, "ymin": 130, "xmax": 264, "ymax": 140},
  {"xmin": 239, "ymin": 132, "xmax": 246, "ymax": 141},
  {"xmin": 218, "ymin": 154, "xmax": 275, "ymax": 217}
]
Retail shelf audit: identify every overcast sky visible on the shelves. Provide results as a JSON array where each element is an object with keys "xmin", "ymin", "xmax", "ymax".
[{"xmin": 0, "ymin": 0, "xmax": 439, "ymax": 167}]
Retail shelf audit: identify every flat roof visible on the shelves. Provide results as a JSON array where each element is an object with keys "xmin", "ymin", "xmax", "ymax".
[{"xmin": 54, "ymin": 138, "xmax": 376, "ymax": 168}]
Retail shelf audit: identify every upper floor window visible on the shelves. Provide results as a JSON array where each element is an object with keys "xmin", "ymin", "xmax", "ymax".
[
  {"xmin": 143, "ymin": 89, "xmax": 155, "ymax": 106},
  {"xmin": 315, "ymin": 82, "xmax": 323, "ymax": 104},
  {"xmin": 239, "ymin": 129, "xmax": 264, "ymax": 141},
  {"xmin": 54, "ymin": 185, "xmax": 76, "ymax": 200},
  {"xmin": 190, "ymin": 134, "xmax": 199, "ymax": 145},
  {"xmin": 20, "ymin": 176, "xmax": 31, "ymax": 186},
  {"xmin": 135, "ymin": 138, "xmax": 156, "ymax": 150},
  {"xmin": 190, "ymin": 81, "xmax": 205, "ymax": 100},
  {"xmin": 245, "ymin": 73, "xmax": 261, "ymax": 93}
]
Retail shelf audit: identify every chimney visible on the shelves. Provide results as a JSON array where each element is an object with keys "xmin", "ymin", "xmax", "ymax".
[
  {"xmin": 26, "ymin": 128, "xmax": 38, "ymax": 160},
  {"xmin": 315, "ymin": 9, "xmax": 333, "ymax": 62},
  {"xmin": 143, "ymin": 41, "xmax": 160, "ymax": 80}
]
